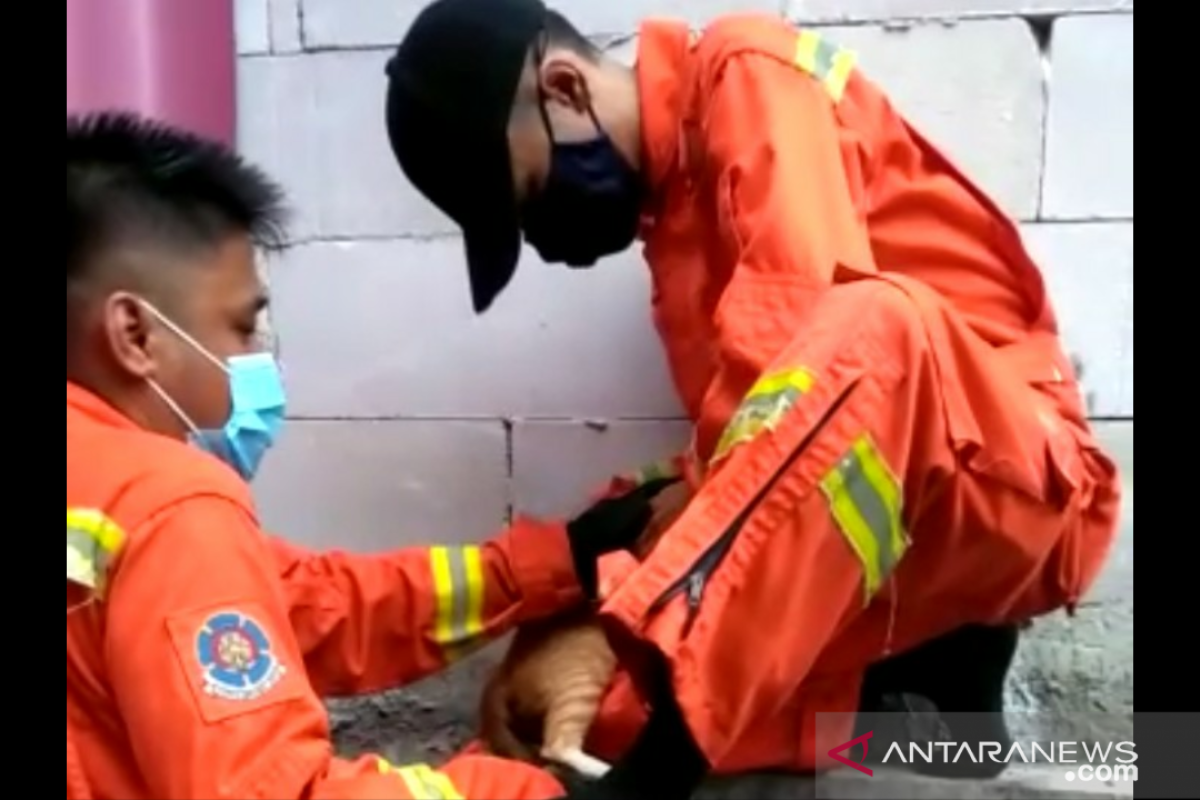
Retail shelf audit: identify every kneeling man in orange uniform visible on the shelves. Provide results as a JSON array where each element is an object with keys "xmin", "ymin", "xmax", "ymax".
[
  {"xmin": 382, "ymin": 0, "xmax": 1123, "ymax": 794},
  {"xmin": 66, "ymin": 111, "xmax": 682, "ymax": 800}
]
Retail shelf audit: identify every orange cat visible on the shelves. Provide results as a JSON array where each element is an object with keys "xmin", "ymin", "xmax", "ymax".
[{"xmin": 480, "ymin": 609, "xmax": 617, "ymax": 778}]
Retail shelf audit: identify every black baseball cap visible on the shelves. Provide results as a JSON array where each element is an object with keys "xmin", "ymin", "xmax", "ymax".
[{"xmin": 385, "ymin": 0, "xmax": 547, "ymax": 314}]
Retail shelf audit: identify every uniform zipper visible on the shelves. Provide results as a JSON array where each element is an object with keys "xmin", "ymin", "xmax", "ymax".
[{"xmin": 646, "ymin": 378, "xmax": 861, "ymax": 639}]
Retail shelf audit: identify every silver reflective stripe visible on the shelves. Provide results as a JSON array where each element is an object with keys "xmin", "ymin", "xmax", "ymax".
[
  {"xmin": 430, "ymin": 546, "xmax": 484, "ymax": 654},
  {"xmin": 839, "ymin": 447, "xmax": 902, "ymax": 580},
  {"xmin": 445, "ymin": 546, "xmax": 471, "ymax": 645},
  {"xmin": 813, "ymin": 36, "xmax": 840, "ymax": 81},
  {"xmin": 820, "ymin": 434, "xmax": 908, "ymax": 603},
  {"xmin": 67, "ymin": 528, "xmax": 99, "ymax": 589},
  {"xmin": 741, "ymin": 385, "xmax": 802, "ymax": 420}
]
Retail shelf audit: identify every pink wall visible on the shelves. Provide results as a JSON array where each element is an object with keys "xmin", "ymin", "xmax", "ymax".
[{"xmin": 66, "ymin": 0, "xmax": 236, "ymax": 145}]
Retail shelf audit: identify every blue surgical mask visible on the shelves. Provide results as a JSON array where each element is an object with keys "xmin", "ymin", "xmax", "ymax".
[{"xmin": 142, "ymin": 302, "xmax": 286, "ymax": 481}]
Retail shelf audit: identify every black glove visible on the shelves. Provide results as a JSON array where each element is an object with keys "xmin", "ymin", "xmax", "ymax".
[{"xmin": 565, "ymin": 477, "xmax": 680, "ymax": 600}]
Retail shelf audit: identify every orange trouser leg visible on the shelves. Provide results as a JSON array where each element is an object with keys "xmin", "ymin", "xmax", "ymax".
[
  {"xmin": 599, "ymin": 275, "xmax": 1121, "ymax": 769},
  {"xmin": 581, "ymin": 662, "xmax": 854, "ymax": 774}
]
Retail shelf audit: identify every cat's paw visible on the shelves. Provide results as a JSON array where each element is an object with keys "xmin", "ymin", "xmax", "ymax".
[{"xmin": 546, "ymin": 746, "xmax": 612, "ymax": 779}]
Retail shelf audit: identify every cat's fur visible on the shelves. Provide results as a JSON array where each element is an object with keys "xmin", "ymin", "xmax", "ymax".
[
  {"xmin": 480, "ymin": 609, "xmax": 617, "ymax": 778},
  {"xmin": 479, "ymin": 480, "xmax": 694, "ymax": 778}
]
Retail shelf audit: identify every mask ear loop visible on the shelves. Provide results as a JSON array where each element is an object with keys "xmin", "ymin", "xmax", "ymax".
[
  {"xmin": 137, "ymin": 299, "xmax": 227, "ymax": 435},
  {"xmin": 139, "ymin": 300, "xmax": 228, "ymax": 374},
  {"xmin": 146, "ymin": 379, "xmax": 202, "ymax": 436}
]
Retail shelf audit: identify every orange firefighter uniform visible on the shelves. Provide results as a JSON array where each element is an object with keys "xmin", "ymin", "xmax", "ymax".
[
  {"xmin": 65, "ymin": 381, "xmax": 575, "ymax": 799},
  {"xmin": 575, "ymin": 14, "xmax": 1122, "ymax": 774}
]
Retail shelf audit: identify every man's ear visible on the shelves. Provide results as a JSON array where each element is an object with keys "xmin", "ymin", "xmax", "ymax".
[
  {"xmin": 103, "ymin": 291, "xmax": 159, "ymax": 380},
  {"xmin": 538, "ymin": 54, "xmax": 591, "ymax": 114}
]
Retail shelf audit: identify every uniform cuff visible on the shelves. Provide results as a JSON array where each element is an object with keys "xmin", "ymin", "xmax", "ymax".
[{"xmin": 507, "ymin": 517, "xmax": 586, "ymax": 616}]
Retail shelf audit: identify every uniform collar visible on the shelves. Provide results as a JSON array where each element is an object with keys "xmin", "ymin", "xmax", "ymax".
[
  {"xmin": 67, "ymin": 381, "xmax": 139, "ymax": 431},
  {"xmin": 636, "ymin": 19, "xmax": 693, "ymax": 210}
]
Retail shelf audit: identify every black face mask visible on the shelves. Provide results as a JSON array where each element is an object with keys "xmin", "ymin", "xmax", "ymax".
[{"xmin": 521, "ymin": 97, "xmax": 643, "ymax": 267}]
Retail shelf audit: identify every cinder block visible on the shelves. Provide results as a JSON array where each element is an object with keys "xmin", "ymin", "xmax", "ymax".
[
  {"xmin": 788, "ymin": 0, "xmax": 1134, "ymax": 24},
  {"xmin": 817, "ymin": 19, "xmax": 1045, "ymax": 220},
  {"xmin": 235, "ymin": 50, "xmax": 458, "ymax": 242},
  {"xmin": 511, "ymin": 420, "xmax": 692, "ymax": 519},
  {"xmin": 235, "ymin": 0, "xmax": 271, "ymax": 55},
  {"xmin": 298, "ymin": 0, "xmax": 427, "ymax": 50},
  {"xmin": 1019, "ymin": 222, "xmax": 1133, "ymax": 418},
  {"xmin": 236, "ymin": 56, "xmax": 320, "ymax": 238},
  {"xmin": 252, "ymin": 419, "xmax": 509, "ymax": 552},
  {"xmin": 268, "ymin": 0, "xmax": 304, "ymax": 53},
  {"xmin": 268, "ymin": 238, "xmax": 683, "ymax": 419},
  {"xmin": 543, "ymin": 0, "xmax": 783, "ymax": 37},
  {"xmin": 1041, "ymin": 14, "xmax": 1133, "ymax": 220},
  {"xmin": 298, "ymin": 0, "xmax": 781, "ymax": 49}
]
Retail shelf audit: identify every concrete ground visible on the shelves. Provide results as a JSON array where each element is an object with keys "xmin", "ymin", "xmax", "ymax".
[{"xmin": 324, "ymin": 424, "xmax": 1133, "ymax": 799}]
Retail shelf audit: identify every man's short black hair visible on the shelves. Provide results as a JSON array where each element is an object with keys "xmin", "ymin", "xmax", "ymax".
[
  {"xmin": 542, "ymin": 8, "xmax": 599, "ymax": 59},
  {"xmin": 67, "ymin": 111, "xmax": 288, "ymax": 284}
]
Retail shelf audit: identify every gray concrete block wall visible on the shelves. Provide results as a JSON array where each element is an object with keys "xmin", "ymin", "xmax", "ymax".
[{"xmin": 235, "ymin": 0, "xmax": 1133, "ymax": 786}]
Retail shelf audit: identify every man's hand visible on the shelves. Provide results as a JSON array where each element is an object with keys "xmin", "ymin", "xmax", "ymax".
[{"xmin": 565, "ymin": 477, "xmax": 679, "ymax": 599}]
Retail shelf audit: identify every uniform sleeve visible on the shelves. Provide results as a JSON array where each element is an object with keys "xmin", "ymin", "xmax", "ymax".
[
  {"xmin": 102, "ymin": 493, "xmax": 522, "ymax": 800},
  {"xmin": 702, "ymin": 49, "xmax": 875, "ymax": 289},
  {"xmin": 270, "ymin": 517, "xmax": 585, "ymax": 698},
  {"xmin": 693, "ymin": 50, "xmax": 879, "ymax": 467}
]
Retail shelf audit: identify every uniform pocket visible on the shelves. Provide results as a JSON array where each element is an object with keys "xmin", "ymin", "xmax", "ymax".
[{"xmin": 952, "ymin": 337, "xmax": 1086, "ymax": 508}]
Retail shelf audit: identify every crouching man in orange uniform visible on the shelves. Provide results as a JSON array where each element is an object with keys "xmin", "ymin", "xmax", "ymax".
[
  {"xmin": 65, "ymin": 111, "xmax": 683, "ymax": 800},
  {"xmin": 383, "ymin": 0, "xmax": 1124, "ymax": 794}
]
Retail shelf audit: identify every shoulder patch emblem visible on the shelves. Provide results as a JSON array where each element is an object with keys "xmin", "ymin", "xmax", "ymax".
[{"xmin": 195, "ymin": 611, "xmax": 286, "ymax": 702}]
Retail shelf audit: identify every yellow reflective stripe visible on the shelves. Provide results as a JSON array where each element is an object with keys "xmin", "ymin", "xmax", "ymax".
[
  {"xmin": 376, "ymin": 761, "xmax": 464, "ymax": 800},
  {"xmin": 793, "ymin": 29, "xmax": 857, "ymax": 102},
  {"xmin": 825, "ymin": 47, "xmax": 857, "ymax": 102},
  {"xmin": 819, "ymin": 434, "xmax": 909, "ymax": 605},
  {"xmin": 746, "ymin": 368, "xmax": 815, "ymax": 398},
  {"xmin": 66, "ymin": 508, "xmax": 127, "ymax": 592},
  {"xmin": 794, "ymin": 29, "xmax": 823, "ymax": 74},
  {"xmin": 423, "ymin": 767, "xmax": 465, "ymax": 800},
  {"xmin": 711, "ymin": 368, "xmax": 815, "ymax": 464},
  {"xmin": 462, "ymin": 547, "xmax": 484, "ymax": 642},
  {"xmin": 397, "ymin": 765, "xmax": 435, "ymax": 798},
  {"xmin": 429, "ymin": 546, "xmax": 486, "ymax": 657}
]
